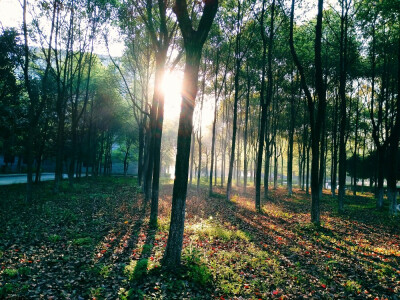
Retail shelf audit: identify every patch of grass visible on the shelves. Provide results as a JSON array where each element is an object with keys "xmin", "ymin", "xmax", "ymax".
[
  {"xmin": 61, "ymin": 209, "xmax": 78, "ymax": 225},
  {"xmin": 376, "ymin": 264, "xmax": 395, "ymax": 280},
  {"xmin": 18, "ymin": 266, "xmax": 31, "ymax": 276},
  {"xmin": 164, "ymin": 279, "xmax": 186, "ymax": 292},
  {"xmin": 125, "ymin": 258, "xmax": 148, "ymax": 281},
  {"xmin": 157, "ymin": 218, "xmax": 170, "ymax": 232},
  {"xmin": 3, "ymin": 268, "xmax": 18, "ymax": 277},
  {"xmin": 0, "ymin": 283, "xmax": 17, "ymax": 297},
  {"xmin": 235, "ymin": 229, "xmax": 251, "ymax": 242},
  {"xmin": 72, "ymin": 237, "xmax": 93, "ymax": 246},
  {"xmin": 344, "ymin": 280, "xmax": 362, "ymax": 294},
  {"xmin": 141, "ymin": 244, "xmax": 152, "ymax": 255},
  {"xmin": 48, "ymin": 234, "xmax": 61, "ymax": 243},
  {"xmin": 183, "ymin": 248, "xmax": 213, "ymax": 288},
  {"xmin": 189, "ymin": 219, "xmax": 251, "ymax": 242},
  {"xmin": 100, "ymin": 264, "xmax": 112, "ymax": 278},
  {"xmin": 82, "ymin": 263, "xmax": 111, "ymax": 278},
  {"xmin": 118, "ymin": 287, "xmax": 145, "ymax": 300},
  {"xmin": 89, "ymin": 286, "xmax": 104, "ymax": 299},
  {"xmin": 187, "ymin": 264, "xmax": 212, "ymax": 287}
]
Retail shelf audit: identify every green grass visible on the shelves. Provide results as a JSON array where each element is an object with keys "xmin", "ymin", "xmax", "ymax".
[
  {"xmin": 124, "ymin": 258, "xmax": 148, "ymax": 281},
  {"xmin": 187, "ymin": 219, "xmax": 251, "ymax": 242},
  {"xmin": 3, "ymin": 268, "xmax": 18, "ymax": 277},
  {"xmin": 72, "ymin": 237, "xmax": 93, "ymax": 246},
  {"xmin": 48, "ymin": 234, "xmax": 61, "ymax": 243}
]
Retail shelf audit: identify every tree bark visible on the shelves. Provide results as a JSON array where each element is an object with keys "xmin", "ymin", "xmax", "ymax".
[
  {"xmin": 287, "ymin": 68, "xmax": 296, "ymax": 196},
  {"xmin": 338, "ymin": 0, "xmax": 349, "ymax": 212},
  {"xmin": 163, "ymin": 0, "xmax": 218, "ymax": 268},
  {"xmin": 388, "ymin": 36, "xmax": 400, "ymax": 216},
  {"xmin": 227, "ymin": 0, "xmax": 242, "ymax": 201},
  {"xmin": 289, "ymin": 0, "xmax": 326, "ymax": 225},
  {"xmin": 243, "ymin": 65, "xmax": 251, "ymax": 193},
  {"xmin": 256, "ymin": 0, "xmax": 275, "ymax": 210}
]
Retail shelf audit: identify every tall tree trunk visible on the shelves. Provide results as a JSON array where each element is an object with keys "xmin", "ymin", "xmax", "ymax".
[
  {"xmin": 331, "ymin": 93, "xmax": 339, "ymax": 195},
  {"xmin": 306, "ymin": 143, "xmax": 310, "ymax": 195},
  {"xmin": 338, "ymin": 0, "xmax": 349, "ymax": 212},
  {"xmin": 256, "ymin": 0, "xmax": 275, "ymax": 210},
  {"xmin": 273, "ymin": 143, "xmax": 278, "ymax": 190},
  {"xmin": 289, "ymin": 0, "xmax": 326, "ymax": 225},
  {"xmin": 189, "ymin": 131, "xmax": 195, "ymax": 185},
  {"xmin": 388, "ymin": 36, "xmax": 400, "ymax": 216},
  {"xmin": 353, "ymin": 95, "xmax": 360, "ymax": 196},
  {"xmin": 209, "ymin": 57, "xmax": 219, "ymax": 195},
  {"xmin": 243, "ymin": 66, "xmax": 251, "ymax": 193},
  {"xmin": 138, "ymin": 123, "xmax": 144, "ymax": 184},
  {"xmin": 236, "ymin": 118, "xmax": 241, "ymax": 187},
  {"xmin": 150, "ymin": 50, "xmax": 168, "ymax": 227},
  {"xmin": 197, "ymin": 70, "xmax": 205, "ymax": 190},
  {"xmin": 287, "ymin": 68, "xmax": 295, "ymax": 196},
  {"xmin": 227, "ymin": 0, "xmax": 242, "ymax": 201},
  {"xmin": 163, "ymin": 0, "xmax": 218, "ymax": 268}
]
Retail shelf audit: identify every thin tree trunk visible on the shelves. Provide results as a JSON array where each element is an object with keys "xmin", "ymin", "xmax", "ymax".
[
  {"xmin": 338, "ymin": 0, "xmax": 349, "ymax": 212},
  {"xmin": 256, "ymin": 0, "xmax": 275, "ymax": 210},
  {"xmin": 227, "ymin": 0, "xmax": 242, "ymax": 201},
  {"xmin": 243, "ymin": 66, "xmax": 251, "ymax": 193},
  {"xmin": 287, "ymin": 68, "xmax": 295, "ymax": 196},
  {"xmin": 189, "ymin": 130, "xmax": 195, "ymax": 185},
  {"xmin": 197, "ymin": 70, "xmax": 205, "ymax": 190},
  {"xmin": 150, "ymin": 51, "xmax": 168, "ymax": 227},
  {"xmin": 289, "ymin": 0, "xmax": 326, "ymax": 225}
]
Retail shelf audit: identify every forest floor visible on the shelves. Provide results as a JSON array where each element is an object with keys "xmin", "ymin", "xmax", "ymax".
[{"xmin": 0, "ymin": 177, "xmax": 399, "ymax": 299}]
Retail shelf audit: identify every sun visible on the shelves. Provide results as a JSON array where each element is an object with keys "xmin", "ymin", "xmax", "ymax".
[{"xmin": 161, "ymin": 71, "xmax": 183, "ymax": 121}]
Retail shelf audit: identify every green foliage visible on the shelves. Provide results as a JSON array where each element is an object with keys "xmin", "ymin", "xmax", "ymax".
[
  {"xmin": 0, "ymin": 28, "xmax": 22, "ymax": 160},
  {"xmin": 48, "ymin": 234, "xmax": 61, "ymax": 243},
  {"xmin": 100, "ymin": 264, "xmax": 112, "ymax": 278},
  {"xmin": 0, "ymin": 283, "xmax": 16, "ymax": 297},
  {"xmin": 89, "ymin": 287, "xmax": 105, "ymax": 299},
  {"xmin": 124, "ymin": 258, "xmax": 148, "ymax": 281},
  {"xmin": 72, "ymin": 237, "xmax": 93, "ymax": 246},
  {"xmin": 188, "ymin": 219, "xmax": 250, "ymax": 242},
  {"xmin": 3, "ymin": 268, "xmax": 18, "ymax": 277},
  {"xmin": 118, "ymin": 287, "xmax": 144, "ymax": 300},
  {"xmin": 61, "ymin": 209, "xmax": 78, "ymax": 225},
  {"xmin": 344, "ymin": 280, "xmax": 362, "ymax": 294},
  {"xmin": 183, "ymin": 249, "xmax": 213, "ymax": 288},
  {"xmin": 141, "ymin": 244, "xmax": 152, "ymax": 255},
  {"xmin": 17, "ymin": 266, "xmax": 31, "ymax": 276}
]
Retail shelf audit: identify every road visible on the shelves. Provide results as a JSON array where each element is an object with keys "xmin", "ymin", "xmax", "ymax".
[{"xmin": 0, "ymin": 173, "xmax": 68, "ymax": 185}]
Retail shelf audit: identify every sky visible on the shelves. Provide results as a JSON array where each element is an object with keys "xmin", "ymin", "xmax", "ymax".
[{"xmin": 0, "ymin": 0, "xmax": 125, "ymax": 56}]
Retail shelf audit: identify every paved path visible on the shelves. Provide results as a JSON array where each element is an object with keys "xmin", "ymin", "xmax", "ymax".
[{"xmin": 0, "ymin": 173, "xmax": 68, "ymax": 185}]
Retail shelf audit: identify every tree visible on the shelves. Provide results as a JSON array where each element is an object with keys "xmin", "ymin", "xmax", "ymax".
[
  {"xmin": 22, "ymin": 0, "xmax": 56, "ymax": 200},
  {"xmin": 289, "ymin": 0, "xmax": 327, "ymax": 225},
  {"xmin": 255, "ymin": 0, "xmax": 275, "ymax": 211},
  {"xmin": 0, "ymin": 28, "xmax": 22, "ymax": 171},
  {"xmin": 226, "ymin": 0, "xmax": 244, "ymax": 201},
  {"xmin": 163, "ymin": 0, "xmax": 218, "ymax": 268},
  {"xmin": 338, "ymin": 0, "xmax": 351, "ymax": 212}
]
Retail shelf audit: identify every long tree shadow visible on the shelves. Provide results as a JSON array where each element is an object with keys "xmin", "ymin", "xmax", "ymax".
[
  {"xmin": 198, "ymin": 185, "xmax": 400, "ymax": 297},
  {"xmin": 0, "ymin": 177, "xmax": 149, "ymax": 299}
]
